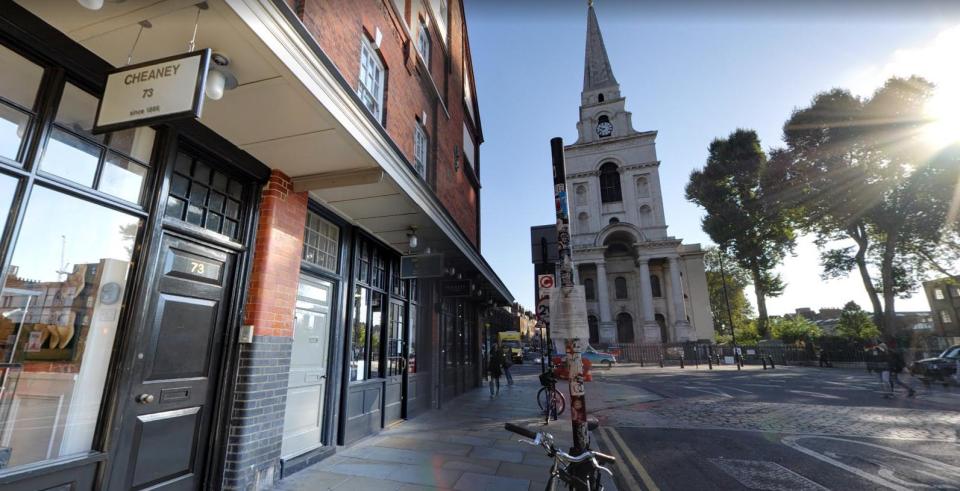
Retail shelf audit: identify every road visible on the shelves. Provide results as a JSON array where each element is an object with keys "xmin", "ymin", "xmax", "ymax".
[{"xmin": 580, "ymin": 364, "xmax": 960, "ymax": 491}]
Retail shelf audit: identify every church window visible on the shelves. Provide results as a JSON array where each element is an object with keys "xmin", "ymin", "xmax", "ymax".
[
  {"xmin": 609, "ymin": 217, "xmax": 619, "ymax": 225},
  {"xmin": 614, "ymin": 276, "xmax": 627, "ymax": 299},
  {"xmin": 588, "ymin": 315, "xmax": 600, "ymax": 344},
  {"xmin": 636, "ymin": 176, "xmax": 649, "ymax": 198},
  {"xmin": 598, "ymin": 93, "xmax": 604, "ymax": 103},
  {"xmin": 651, "ymin": 275, "xmax": 662, "ymax": 298},
  {"xmin": 599, "ymin": 162, "xmax": 621, "ymax": 203},
  {"xmin": 575, "ymin": 184, "xmax": 587, "ymax": 205},
  {"xmin": 616, "ymin": 313, "xmax": 634, "ymax": 343},
  {"xmin": 358, "ymin": 37, "xmax": 385, "ymax": 123},
  {"xmin": 584, "ymin": 278, "xmax": 595, "ymax": 301}
]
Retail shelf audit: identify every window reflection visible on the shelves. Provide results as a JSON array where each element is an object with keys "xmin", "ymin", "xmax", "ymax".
[
  {"xmin": 99, "ymin": 152, "xmax": 147, "ymax": 203},
  {"xmin": 369, "ymin": 293, "xmax": 383, "ymax": 378},
  {"xmin": 350, "ymin": 286, "xmax": 369, "ymax": 382},
  {"xmin": 0, "ymin": 186, "xmax": 139, "ymax": 470},
  {"xmin": 0, "ymin": 45, "xmax": 43, "ymax": 110},
  {"xmin": 0, "ymin": 104, "xmax": 29, "ymax": 163},
  {"xmin": 40, "ymin": 128, "xmax": 100, "ymax": 187},
  {"xmin": 54, "ymin": 83, "xmax": 100, "ymax": 141}
]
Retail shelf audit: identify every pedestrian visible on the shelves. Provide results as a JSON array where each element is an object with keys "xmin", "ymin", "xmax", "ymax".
[
  {"xmin": 488, "ymin": 344, "xmax": 503, "ymax": 398},
  {"xmin": 887, "ymin": 346, "xmax": 916, "ymax": 398},
  {"xmin": 503, "ymin": 349, "xmax": 514, "ymax": 386}
]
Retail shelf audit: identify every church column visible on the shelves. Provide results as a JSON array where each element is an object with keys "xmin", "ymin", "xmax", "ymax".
[
  {"xmin": 595, "ymin": 261, "xmax": 616, "ymax": 344},
  {"xmin": 637, "ymin": 257, "xmax": 660, "ymax": 342},
  {"xmin": 668, "ymin": 256, "xmax": 694, "ymax": 341}
]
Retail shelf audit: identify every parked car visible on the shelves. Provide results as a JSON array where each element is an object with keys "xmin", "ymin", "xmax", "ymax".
[
  {"xmin": 523, "ymin": 350, "xmax": 542, "ymax": 364},
  {"xmin": 581, "ymin": 346, "xmax": 616, "ymax": 369},
  {"xmin": 910, "ymin": 345, "xmax": 960, "ymax": 385}
]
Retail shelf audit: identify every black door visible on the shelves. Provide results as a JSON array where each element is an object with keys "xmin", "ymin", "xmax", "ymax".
[{"xmin": 107, "ymin": 234, "xmax": 235, "ymax": 490}]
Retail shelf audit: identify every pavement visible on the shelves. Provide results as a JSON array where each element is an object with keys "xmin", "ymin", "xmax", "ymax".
[{"xmin": 273, "ymin": 363, "xmax": 648, "ymax": 491}]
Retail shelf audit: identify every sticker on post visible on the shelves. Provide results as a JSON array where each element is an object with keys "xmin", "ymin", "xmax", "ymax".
[{"xmin": 547, "ymin": 286, "xmax": 589, "ymax": 341}]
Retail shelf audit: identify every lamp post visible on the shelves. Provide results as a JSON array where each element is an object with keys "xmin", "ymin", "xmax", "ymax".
[{"xmin": 717, "ymin": 246, "xmax": 741, "ymax": 370}]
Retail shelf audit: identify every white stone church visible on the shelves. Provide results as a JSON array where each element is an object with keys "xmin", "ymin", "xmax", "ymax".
[{"xmin": 567, "ymin": 4, "xmax": 714, "ymax": 345}]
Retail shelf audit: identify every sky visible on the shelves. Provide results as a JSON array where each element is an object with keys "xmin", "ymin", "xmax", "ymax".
[{"xmin": 467, "ymin": 0, "xmax": 960, "ymax": 315}]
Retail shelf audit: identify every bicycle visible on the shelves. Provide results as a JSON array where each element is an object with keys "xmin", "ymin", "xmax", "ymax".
[
  {"xmin": 504, "ymin": 422, "xmax": 615, "ymax": 491},
  {"xmin": 537, "ymin": 370, "xmax": 566, "ymax": 421}
]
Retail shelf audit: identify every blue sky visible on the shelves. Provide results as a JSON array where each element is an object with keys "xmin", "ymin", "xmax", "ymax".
[{"xmin": 467, "ymin": 0, "xmax": 960, "ymax": 314}]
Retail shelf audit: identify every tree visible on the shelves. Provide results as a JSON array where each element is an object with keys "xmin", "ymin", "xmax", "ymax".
[
  {"xmin": 686, "ymin": 129, "xmax": 796, "ymax": 336},
  {"xmin": 704, "ymin": 247, "xmax": 754, "ymax": 337},
  {"xmin": 835, "ymin": 301, "xmax": 881, "ymax": 341},
  {"xmin": 774, "ymin": 76, "xmax": 960, "ymax": 334},
  {"xmin": 715, "ymin": 319, "xmax": 761, "ymax": 346},
  {"xmin": 770, "ymin": 316, "xmax": 822, "ymax": 345}
]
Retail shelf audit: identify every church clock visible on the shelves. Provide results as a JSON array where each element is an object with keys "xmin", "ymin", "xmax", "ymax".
[{"xmin": 596, "ymin": 120, "xmax": 613, "ymax": 138}]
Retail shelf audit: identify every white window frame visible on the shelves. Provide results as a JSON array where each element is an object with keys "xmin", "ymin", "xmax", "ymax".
[
  {"xmin": 358, "ymin": 37, "xmax": 385, "ymax": 123},
  {"xmin": 417, "ymin": 19, "xmax": 431, "ymax": 67},
  {"xmin": 414, "ymin": 121, "xmax": 428, "ymax": 179},
  {"xmin": 935, "ymin": 288, "xmax": 946, "ymax": 300},
  {"xmin": 941, "ymin": 310, "xmax": 953, "ymax": 324}
]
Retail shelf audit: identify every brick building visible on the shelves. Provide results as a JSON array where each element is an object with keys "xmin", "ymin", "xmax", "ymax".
[
  {"xmin": 0, "ymin": 1, "xmax": 511, "ymax": 490},
  {"xmin": 924, "ymin": 276, "xmax": 960, "ymax": 340}
]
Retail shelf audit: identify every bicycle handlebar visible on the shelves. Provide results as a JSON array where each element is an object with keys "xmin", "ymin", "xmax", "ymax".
[{"xmin": 504, "ymin": 423, "xmax": 538, "ymax": 440}]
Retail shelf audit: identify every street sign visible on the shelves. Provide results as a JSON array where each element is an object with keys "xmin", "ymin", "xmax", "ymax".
[
  {"xmin": 536, "ymin": 297, "xmax": 550, "ymax": 324},
  {"xmin": 537, "ymin": 274, "xmax": 554, "ymax": 290},
  {"xmin": 547, "ymin": 286, "xmax": 588, "ymax": 339},
  {"xmin": 94, "ymin": 49, "xmax": 210, "ymax": 134}
]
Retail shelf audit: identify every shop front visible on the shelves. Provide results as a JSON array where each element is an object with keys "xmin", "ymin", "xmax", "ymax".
[{"xmin": 0, "ymin": 12, "xmax": 269, "ymax": 489}]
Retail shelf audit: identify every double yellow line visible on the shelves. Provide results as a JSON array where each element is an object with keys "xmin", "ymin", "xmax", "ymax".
[{"xmin": 595, "ymin": 426, "xmax": 660, "ymax": 491}]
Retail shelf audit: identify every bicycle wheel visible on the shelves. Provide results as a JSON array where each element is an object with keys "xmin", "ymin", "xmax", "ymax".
[
  {"xmin": 537, "ymin": 386, "xmax": 549, "ymax": 411},
  {"xmin": 550, "ymin": 388, "xmax": 566, "ymax": 416}
]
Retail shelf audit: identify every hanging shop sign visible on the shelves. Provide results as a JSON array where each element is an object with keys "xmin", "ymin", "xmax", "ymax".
[
  {"xmin": 400, "ymin": 252, "xmax": 445, "ymax": 279},
  {"xmin": 94, "ymin": 49, "xmax": 211, "ymax": 134},
  {"xmin": 441, "ymin": 280, "xmax": 472, "ymax": 298}
]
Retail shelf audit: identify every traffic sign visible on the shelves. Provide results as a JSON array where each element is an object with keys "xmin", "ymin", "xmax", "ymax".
[{"xmin": 537, "ymin": 274, "xmax": 555, "ymax": 290}]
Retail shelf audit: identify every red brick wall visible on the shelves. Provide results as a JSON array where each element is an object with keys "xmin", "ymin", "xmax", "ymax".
[
  {"xmin": 243, "ymin": 170, "xmax": 308, "ymax": 338},
  {"xmin": 297, "ymin": 0, "xmax": 480, "ymax": 246}
]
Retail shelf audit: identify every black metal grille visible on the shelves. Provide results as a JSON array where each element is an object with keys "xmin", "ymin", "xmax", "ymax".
[{"xmin": 165, "ymin": 152, "xmax": 243, "ymax": 239}]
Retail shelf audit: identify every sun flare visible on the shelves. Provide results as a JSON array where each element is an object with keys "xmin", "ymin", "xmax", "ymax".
[{"xmin": 924, "ymin": 87, "xmax": 960, "ymax": 148}]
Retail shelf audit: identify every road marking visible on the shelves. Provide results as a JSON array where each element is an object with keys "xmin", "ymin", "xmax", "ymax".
[
  {"xmin": 787, "ymin": 390, "xmax": 843, "ymax": 400},
  {"xmin": 781, "ymin": 435, "xmax": 960, "ymax": 490},
  {"xmin": 604, "ymin": 427, "xmax": 661, "ymax": 491},
  {"xmin": 742, "ymin": 383, "xmax": 782, "ymax": 388},
  {"xmin": 595, "ymin": 427, "xmax": 643, "ymax": 491},
  {"xmin": 684, "ymin": 386, "xmax": 732, "ymax": 398},
  {"xmin": 709, "ymin": 458, "xmax": 830, "ymax": 491},
  {"xmin": 721, "ymin": 385, "xmax": 752, "ymax": 394}
]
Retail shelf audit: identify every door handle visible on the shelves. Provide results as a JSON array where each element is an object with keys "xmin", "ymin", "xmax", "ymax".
[{"xmin": 136, "ymin": 393, "xmax": 155, "ymax": 404}]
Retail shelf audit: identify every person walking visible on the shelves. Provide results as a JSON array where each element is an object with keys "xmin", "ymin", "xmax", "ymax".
[
  {"xmin": 488, "ymin": 344, "xmax": 504, "ymax": 398},
  {"xmin": 503, "ymin": 351, "xmax": 515, "ymax": 386},
  {"xmin": 887, "ymin": 346, "xmax": 916, "ymax": 398}
]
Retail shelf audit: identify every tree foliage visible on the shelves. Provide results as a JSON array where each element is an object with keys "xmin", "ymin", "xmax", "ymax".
[
  {"xmin": 772, "ymin": 76, "xmax": 960, "ymax": 334},
  {"xmin": 704, "ymin": 247, "xmax": 754, "ymax": 336},
  {"xmin": 686, "ymin": 129, "xmax": 796, "ymax": 336},
  {"xmin": 715, "ymin": 319, "xmax": 761, "ymax": 346},
  {"xmin": 835, "ymin": 301, "xmax": 881, "ymax": 341},
  {"xmin": 770, "ymin": 316, "xmax": 822, "ymax": 345}
]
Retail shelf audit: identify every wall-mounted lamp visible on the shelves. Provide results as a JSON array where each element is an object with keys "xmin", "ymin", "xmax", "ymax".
[
  {"xmin": 407, "ymin": 227, "xmax": 418, "ymax": 250},
  {"xmin": 205, "ymin": 52, "xmax": 238, "ymax": 100}
]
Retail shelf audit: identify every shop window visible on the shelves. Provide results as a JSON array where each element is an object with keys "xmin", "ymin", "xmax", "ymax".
[
  {"xmin": 614, "ymin": 276, "xmax": 627, "ymax": 299},
  {"xmin": 356, "ymin": 240, "xmax": 370, "ymax": 284},
  {"xmin": 0, "ymin": 186, "xmax": 140, "ymax": 470},
  {"xmin": 616, "ymin": 312, "xmax": 634, "ymax": 343},
  {"xmin": 302, "ymin": 211, "xmax": 339, "ymax": 273},
  {"xmin": 37, "ymin": 83, "xmax": 154, "ymax": 203},
  {"xmin": 0, "ymin": 45, "xmax": 42, "ymax": 165},
  {"xmin": 599, "ymin": 162, "xmax": 621, "ymax": 203},
  {"xmin": 165, "ymin": 152, "xmax": 243, "ymax": 239},
  {"xmin": 408, "ymin": 303, "xmax": 418, "ymax": 374},
  {"xmin": 369, "ymin": 292, "xmax": 384, "ymax": 378},
  {"xmin": 350, "ymin": 286, "xmax": 369, "ymax": 381},
  {"xmin": 391, "ymin": 259, "xmax": 402, "ymax": 297},
  {"xmin": 358, "ymin": 37, "xmax": 385, "ymax": 123},
  {"xmin": 651, "ymin": 275, "xmax": 662, "ymax": 298},
  {"xmin": 387, "ymin": 301, "xmax": 405, "ymax": 376}
]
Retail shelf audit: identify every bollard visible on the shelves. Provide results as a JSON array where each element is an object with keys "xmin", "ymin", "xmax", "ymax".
[
  {"xmin": 769, "ymin": 355, "xmax": 776, "ymax": 369},
  {"xmin": 695, "ymin": 350, "xmax": 700, "ymax": 368},
  {"xmin": 762, "ymin": 356, "xmax": 767, "ymax": 370},
  {"xmin": 708, "ymin": 354, "xmax": 713, "ymax": 370},
  {"xmin": 680, "ymin": 355, "xmax": 685, "ymax": 369},
  {"xmin": 659, "ymin": 352, "xmax": 664, "ymax": 368}
]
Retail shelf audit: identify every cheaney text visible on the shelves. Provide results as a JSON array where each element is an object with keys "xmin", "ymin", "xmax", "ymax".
[{"xmin": 124, "ymin": 63, "xmax": 181, "ymax": 85}]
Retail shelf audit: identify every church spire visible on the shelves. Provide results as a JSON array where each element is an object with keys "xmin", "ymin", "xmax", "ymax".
[{"xmin": 583, "ymin": 2, "xmax": 618, "ymax": 93}]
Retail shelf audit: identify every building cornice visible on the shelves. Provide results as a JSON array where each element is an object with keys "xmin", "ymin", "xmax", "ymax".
[
  {"xmin": 227, "ymin": 0, "xmax": 512, "ymax": 303},
  {"xmin": 564, "ymin": 130, "xmax": 657, "ymax": 151}
]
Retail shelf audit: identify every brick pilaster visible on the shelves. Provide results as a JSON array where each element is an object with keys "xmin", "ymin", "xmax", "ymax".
[{"xmin": 223, "ymin": 170, "xmax": 307, "ymax": 490}]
